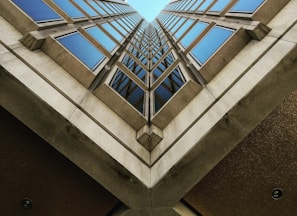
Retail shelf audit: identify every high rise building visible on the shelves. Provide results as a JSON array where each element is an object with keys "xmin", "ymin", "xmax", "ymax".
[{"xmin": 0, "ymin": 0, "xmax": 296, "ymax": 215}]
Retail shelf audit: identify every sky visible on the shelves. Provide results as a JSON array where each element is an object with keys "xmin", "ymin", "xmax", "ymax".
[{"xmin": 127, "ymin": 0, "xmax": 170, "ymax": 22}]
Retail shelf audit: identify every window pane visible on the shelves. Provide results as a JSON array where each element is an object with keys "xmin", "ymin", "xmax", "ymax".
[
  {"xmin": 53, "ymin": 0, "xmax": 85, "ymax": 18},
  {"xmin": 97, "ymin": 1, "xmax": 114, "ymax": 14},
  {"xmin": 102, "ymin": 23, "xmax": 123, "ymax": 42},
  {"xmin": 110, "ymin": 70, "xmax": 145, "ymax": 114},
  {"xmin": 174, "ymin": 19, "xmax": 194, "ymax": 39},
  {"xmin": 230, "ymin": 0, "xmax": 265, "ymax": 13},
  {"xmin": 73, "ymin": 0, "xmax": 97, "ymax": 17},
  {"xmin": 209, "ymin": 0, "xmax": 232, "ymax": 12},
  {"xmin": 58, "ymin": 32, "xmax": 104, "ymax": 70},
  {"xmin": 180, "ymin": 21, "xmax": 208, "ymax": 48},
  {"xmin": 86, "ymin": 26, "xmax": 117, "ymax": 52},
  {"xmin": 111, "ymin": 21, "xmax": 127, "ymax": 34},
  {"xmin": 13, "ymin": 0, "xmax": 62, "ymax": 22},
  {"xmin": 170, "ymin": 17, "xmax": 186, "ymax": 34},
  {"xmin": 87, "ymin": 0, "xmax": 107, "ymax": 15},
  {"xmin": 154, "ymin": 67, "xmax": 185, "ymax": 113},
  {"xmin": 189, "ymin": 0, "xmax": 203, "ymax": 11},
  {"xmin": 191, "ymin": 26, "xmax": 233, "ymax": 64},
  {"xmin": 197, "ymin": 0, "xmax": 214, "ymax": 12}
]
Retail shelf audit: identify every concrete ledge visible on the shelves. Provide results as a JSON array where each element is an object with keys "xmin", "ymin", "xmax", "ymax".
[
  {"xmin": 198, "ymin": 27, "xmax": 251, "ymax": 82},
  {"xmin": 94, "ymin": 83, "xmax": 148, "ymax": 130},
  {"xmin": 42, "ymin": 36, "xmax": 97, "ymax": 88},
  {"xmin": 151, "ymin": 80, "xmax": 201, "ymax": 129}
]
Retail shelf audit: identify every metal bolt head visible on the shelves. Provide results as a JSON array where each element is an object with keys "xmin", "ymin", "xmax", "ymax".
[
  {"xmin": 21, "ymin": 198, "xmax": 33, "ymax": 209},
  {"xmin": 272, "ymin": 188, "xmax": 283, "ymax": 200}
]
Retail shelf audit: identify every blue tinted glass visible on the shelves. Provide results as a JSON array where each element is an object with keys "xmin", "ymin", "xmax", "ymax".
[
  {"xmin": 189, "ymin": 0, "xmax": 203, "ymax": 11},
  {"xmin": 102, "ymin": 23, "xmax": 123, "ymax": 42},
  {"xmin": 198, "ymin": 0, "xmax": 214, "ymax": 11},
  {"xmin": 191, "ymin": 26, "xmax": 233, "ymax": 64},
  {"xmin": 53, "ymin": 0, "xmax": 85, "ymax": 18},
  {"xmin": 111, "ymin": 21, "xmax": 127, "ymax": 34},
  {"xmin": 230, "ymin": 0, "xmax": 264, "ymax": 13},
  {"xmin": 110, "ymin": 70, "xmax": 144, "ymax": 114},
  {"xmin": 73, "ymin": 0, "xmax": 97, "ymax": 17},
  {"xmin": 86, "ymin": 26, "xmax": 116, "ymax": 52},
  {"xmin": 97, "ymin": 1, "xmax": 114, "ymax": 14},
  {"xmin": 170, "ymin": 17, "xmax": 186, "ymax": 33},
  {"xmin": 87, "ymin": 1, "xmax": 107, "ymax": 15},
  {"xmin": 13, "ymin": 0, "xmax": 62, "ymax": 22},
  {"xmin": 174, "ymin": 19, "xmax": 194, "ymax": 39},
  {"xmin": 58, "ymin": 32, "xmax": 104, "ymax": 70},
  {"xmin": 154, "ymin": 67, "xmax": 185, "ymax": 112},
  {"xmin": 105, "ymin": 3, "xmax": 119, "ymax": 14},
  {"xmin": 209, "ymin": 0, "xmax": 232, "ymax": 12},
  {"xmin": 181, "ymin": 22, "xmax": 208, "ymax": 48}
]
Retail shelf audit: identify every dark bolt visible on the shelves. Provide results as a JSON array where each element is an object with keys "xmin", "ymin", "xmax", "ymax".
[
  {"xmin": 272, "ymin": 188, "xmax": 283, "ymax": 200},
  {"xmin": 21, "ymin": 198, "xmax": 33, "ymax": 209}
]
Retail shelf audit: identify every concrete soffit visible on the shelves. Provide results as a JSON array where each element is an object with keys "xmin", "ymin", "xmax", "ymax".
[{"xmin": 1, "ymin": 0, "xmax": 297, "ymax": 213}]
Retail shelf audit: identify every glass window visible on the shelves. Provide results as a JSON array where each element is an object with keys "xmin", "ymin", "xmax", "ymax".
[
  {"xmin": 197, "ymin": 0, "xmax": 214, "ymax": 12},
  {"xmin": 57, "ymin": 32, "xmax": 104, "ymax": 70},
  {"xmin": 191, "ymin": 26, "xmax": 233, "ymax": 65},
  {"xmin": 180, "ymin": 21, "xmax": 208, "ymax": 48},
  {"xmin": 111, "ymin": 21, "xmax": 128, "ymax": 34},
  {"xmin": 101, "ymin": 23, "xmax": 124, "ymax": 42},
  {"xmin": 170, "ymin": 17, "xmax": 186, "ymax": 34},
  {"xmin": 87, "ymin": 0, "xmax": 107, "ymax": 16},
  {"xmin": 53, "ymin": 0, "xmax": 85, "ymax": 19},
  {"xmin": 154, "ymin": 67, "xmax": 185, "ymax": 113},
  {"xmin": 73, "ymin": 0, "xmax": 98, "ymax": 17},
  {"xmin": 13, "ymin": 0, "xmax": 62, "ymax": 23},
  {"xmin": 97, "ymin": 1, "xmax": 114, "ymax": 14},
  {"xmin": 209, "ymin": 0, "xmax": 233, "ymax": 12},
  {"xmin": 122, "ymin": 55, "xmax": 147, "ymax": 83},
  {"xmin": 110, "ymin": 70, "xmax": 145, "ymax": 114},
  {"xmin": 153, "ymin": 53, "xmax": 175, "ymax": 82},
  {"xmin": 189, "ymin": 0, "xmax": 203, "ymax": 11},
  {"xmin": 229, "ymin": 0, "xmax": 265, "ymax": 13},
  {"xmin": 86, "ymin": 26, "xmax": 117, "ymax": 52},
  {"xmin": 174, "ymin": 19, "xmax": 194, "ymax": 39}
]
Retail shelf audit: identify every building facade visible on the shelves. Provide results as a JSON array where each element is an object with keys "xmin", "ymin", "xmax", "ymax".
[{"xmin": 1, "ymin": 0, "xmax": 297, "ymax": 215}]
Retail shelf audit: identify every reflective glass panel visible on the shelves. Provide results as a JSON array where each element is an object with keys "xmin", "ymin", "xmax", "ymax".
[
  {"xmin": 209, "ymin": 0, "xmax": 232, "ymax": 12},
  {"xmin": 87, "ymin": 1, "xmax": 107, "ymax": 15},
  {"xmin": 111, "ymin": 21, "xmax": 128, "ymax": 34},
  {"xmin": 154, "ymin": 67, "xmax": 185, "ymax": 113},
  {"xmin": 110, "ymin": 70, "xmax": 145, "ymax": 114},
  {"xmin": 174, "ymin": 19, "xmax": 194, "ymax": 39},
  {"xmin": 13, "ymin": 0, "xmax": 62, "ymax": 22},
  {"xmin": 102, "ymin": 23, "xmax": 123, "ymax": 42},
  {"xmin": 189, "ymin": 0, "xmax": 203, "ymax": 11},
  {"xmin": 122, "ymin": 55, "xmax": 147, "ymax": 83},
  {"xmin": 191, "ymin": 26, "xmax": 233, "ymax": 64},
  {"xmin": 230, "ymin": 0, "xmax": 265, "ymax": 13},
  {"xmin": 180, "ymin": 22, "xmax": 208, "ymax": 48},
  {"xmin": 86, "ymin": 26, "xmax": 117, "ymax": 52},
  {"xmin": 73, "ymin": 0, "xmax": 97, "ymax": 17},
  {"xmin": 53, "ymin": 0, "xmax": 85, "ymax": 18},
  {"xmin": 170, "ymin": 17, "xmax": 186, "ymax": 34},
  {"xmin": 58, "ymin": 32, "xmax": 104, "ymax": 70},
  {"xmin": 198, "ymin": 0, "xmax": 214, "ymax": 12},
  {"xmin": 97, "ymin": 1, "xmax": 114, "ymax": 14}
]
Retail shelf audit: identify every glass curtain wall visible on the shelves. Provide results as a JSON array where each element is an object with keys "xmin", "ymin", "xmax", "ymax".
[{"xmin": 110, "ymin": 19, "xmax": 186, "ymax": 116}]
